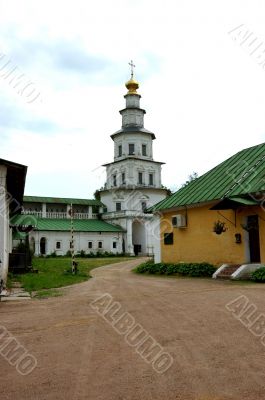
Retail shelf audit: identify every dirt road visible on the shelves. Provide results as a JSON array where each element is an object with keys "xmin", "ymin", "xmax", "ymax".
[{"xmin": 1, "ymin": 258, "xmax": 265, "ymax": 400}]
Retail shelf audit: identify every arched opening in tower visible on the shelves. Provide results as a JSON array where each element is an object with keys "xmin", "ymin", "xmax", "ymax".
[{"xmin": 132, "ymin": 220, "xmax": 146, "ymax": 256}]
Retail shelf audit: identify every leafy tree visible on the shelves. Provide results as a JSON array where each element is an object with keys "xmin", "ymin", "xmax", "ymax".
[
  {"xmin": 93, "ymin": 189, "xmax": 101, "ymax": 201},
  {"xmin": 181, "ymin": 172, "xmax": 198, "ymax": 188}
]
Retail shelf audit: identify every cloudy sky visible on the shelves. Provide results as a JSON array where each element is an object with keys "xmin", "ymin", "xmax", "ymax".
[{"xmin": 0, "ymin": 0, "xmax": 265, "ymax": 198}]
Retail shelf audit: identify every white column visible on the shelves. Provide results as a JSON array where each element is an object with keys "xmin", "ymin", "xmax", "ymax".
[
  {"xmin": 145, "ymin": 220, "xmax": 154, "ymax": 256},
  {"xmin": 42, "ymin": 203, "xmax": 46, "ymax": 218},
  {"xmin": 0, "ymin": 166, "xmax": 8, "ymax": 286},
  {"xmin": 35, "ymin": 232, "xmax": 40, "ymax": 256},
  {"xmin": 126, "ymin": 218, "xmax": 134, "ymax": 255},
  {"xmin": 151, "ymin": 214, "xmax": 161, "ymax": 263},
  {"xmin": 88, "ymin": 206, "xmax": 92, "ymax": 218},
  {"xmin": 66, "ymin": 204, "xmax": 71, "ymax": 218}
]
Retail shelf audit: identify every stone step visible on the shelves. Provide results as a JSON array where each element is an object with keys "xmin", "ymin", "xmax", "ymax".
[
  {"xmin": 217, "ymin": 274, "xmax": 232, "ymax": 279},
  {"xmin": 216, "ymin": 264, "xmax": 241, "ymax": 279},
  {"xmin": 220, "ymin": 268, "xmax": 239, "ymax": 275},
  {"xmin": 12, "ymin": 282, "xmax": 22, "ymax": 288}
]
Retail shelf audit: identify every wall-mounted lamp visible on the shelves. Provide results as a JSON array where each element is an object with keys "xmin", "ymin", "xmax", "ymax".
[{"xmin": 235, "ymin": 233, "xmax": 242, "ymax": 244}]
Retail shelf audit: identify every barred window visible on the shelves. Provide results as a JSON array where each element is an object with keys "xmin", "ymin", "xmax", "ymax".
[{"xmin": 164, "ymin": 233, "xmax": 173, "ymax": 245}]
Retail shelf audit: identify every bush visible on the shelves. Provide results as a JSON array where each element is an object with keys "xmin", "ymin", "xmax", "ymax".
[
  {"xmin": 135, "ymin": 262, "xmax": 216, "ymax": 277},
  {"xmin": 136, "ymin": 261, "xmax": 154, "ymax": 273},
  {"xmin": 251, "ymin": 267, "xmax": 265, "ymax": 282}
]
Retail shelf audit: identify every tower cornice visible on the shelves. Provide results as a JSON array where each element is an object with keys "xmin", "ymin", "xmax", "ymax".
[
  {"xmin": 111, "ymin": 127, "xmax": 156, "ymax": 140},
  {"xmin": 102, "ymin": 157, "xmax": 165, "ymax": 167}
]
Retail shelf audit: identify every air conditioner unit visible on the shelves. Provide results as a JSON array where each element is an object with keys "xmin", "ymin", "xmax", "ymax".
[{"xmin": 172, "ymin": 214, "xmax": 186, "ymax": 228}]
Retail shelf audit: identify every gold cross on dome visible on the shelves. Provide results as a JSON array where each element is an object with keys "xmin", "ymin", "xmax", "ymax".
[{"xmin": 128, "ymin": 60, "xmax": 135, "ymax": 78}]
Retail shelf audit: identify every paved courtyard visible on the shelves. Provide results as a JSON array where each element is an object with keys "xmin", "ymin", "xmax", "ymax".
[{"xmin": 1, "ymin": 258, "xmax": 265, "ymax": 400}]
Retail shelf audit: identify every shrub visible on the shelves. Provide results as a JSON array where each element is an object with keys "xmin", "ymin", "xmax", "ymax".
[
  {"xmin": 136, "ymin": 261, "xmax": 154, "ymax": 273},
  {"xmin": 165, "ymin": 264, "xmax": 179, "ymax": 275},
  {"xmin": 135, "ymin": 262, "xmax": 216, "ymax": 277},
  {"xmin": 79, "ymin": 250, "xmax": 86, "ymax": 258},
  {"xmin": 251, "ymin": 267, "xmax": 265, "ymax": 282}
]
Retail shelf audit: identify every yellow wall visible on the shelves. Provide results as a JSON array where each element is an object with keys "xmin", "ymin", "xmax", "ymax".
[{"xmin": 160, "ymin": 204, "xmax": 265, "ymax": 266}]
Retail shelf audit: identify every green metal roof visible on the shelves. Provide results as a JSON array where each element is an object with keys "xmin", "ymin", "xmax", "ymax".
[
  {"xmin": 151, "ymin": 142, "xmax": 265, "ymax": 211},
  {"xmin": 10, "ymin": 215, "xmax": 124, "ymax": 233},
  {"xmin": 23, "ymin": 196, "xmax": 103, "ymax": 206}
]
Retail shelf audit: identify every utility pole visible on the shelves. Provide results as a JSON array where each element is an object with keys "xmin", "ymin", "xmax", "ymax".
[{"xmin": 70, "ymin": 204, "xmax": 77, "ymax": 275}]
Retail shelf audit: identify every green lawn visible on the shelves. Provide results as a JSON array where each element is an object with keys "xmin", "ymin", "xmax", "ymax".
[{"xmin": 12, "ymin": 257, "xmax": 132, "ymax": 294}]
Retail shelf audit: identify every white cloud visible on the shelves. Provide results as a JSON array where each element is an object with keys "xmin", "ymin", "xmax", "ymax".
[{"xmin": 0, "ymin": 0, "xmax": 265, "ymax": 197}]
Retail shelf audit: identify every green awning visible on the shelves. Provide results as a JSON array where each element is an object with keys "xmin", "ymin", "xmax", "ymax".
[{"xmin": 210, "ymin": 197, "xmax": 258, "ymax": 210}]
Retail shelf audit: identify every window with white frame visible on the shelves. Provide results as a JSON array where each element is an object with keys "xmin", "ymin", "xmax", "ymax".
[
  {"xmin": 142, "ymin": 144, "xmax": 147, "ymax": 156},
  {"xmin": 56, "ymin": 241, "xmax": 61, "ymax": 249},
  {"xmin": 118, "ymin": 145, "xmax": 122, "ymax": 157},
  {"xmin": 88, "ymin": 241, "xmax": 93, "ymax": 249},
  {"xmin": 113, "ymin": 242, "xmax": 117, "ymax": 249},
  {"xmin": 98, "ymin": 241, "xmax": 103, "ymax": 249},
  {"xmin": 116, "ymin": 202, "xmax": 121, "ymax": 211},
  {"xmin": 138, "ymin": 172, "xmax": 143, "ymax": 185}
]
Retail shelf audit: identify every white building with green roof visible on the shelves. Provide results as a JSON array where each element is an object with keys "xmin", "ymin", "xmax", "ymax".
[{"xmin": 13, "ymin": 196, "xmax": 125, "ymax": 256}]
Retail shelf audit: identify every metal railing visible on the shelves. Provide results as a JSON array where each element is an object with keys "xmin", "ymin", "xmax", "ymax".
[
  {"xmin": 22, "ymin": 211, "xmax": 98, "ymax": 219},
  {"xmin": 102, "ymin": 210, "xmax": 152, "ymax": 219},
  {"xmin": 22, "ymin": 210, "xmax": 42, "ymax": 217}
]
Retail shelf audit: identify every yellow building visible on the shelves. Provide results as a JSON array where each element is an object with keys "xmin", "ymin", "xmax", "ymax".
[{"xmin": 151, "ymin": 143, "xmax": 265, "ymax": 269}]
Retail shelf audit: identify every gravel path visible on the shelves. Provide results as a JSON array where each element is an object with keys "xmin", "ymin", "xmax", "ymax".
[{"xmin": 1, "ymin": 257, "xmax": 265, "ymax": 400}]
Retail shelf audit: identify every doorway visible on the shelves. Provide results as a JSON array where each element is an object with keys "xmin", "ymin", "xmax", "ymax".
[
  {"xmin": 247, "ymin": 215, "xmax": 261, "ymax": 263},
  {"xmin": 40, "ymin": 237, "xmax": 46, "ymax": 255},
  {"xmin": 134, "ymin": 244, "xmax": 141, "ymax": 256}
]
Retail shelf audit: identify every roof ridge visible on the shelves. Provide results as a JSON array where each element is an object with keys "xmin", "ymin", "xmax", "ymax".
[
  {"xmin": 222, "ymin": 153, "xmax": 265, "ymax": 198},
  {"xmin": 24, "ymin": 195, "xmax": 96, "ymax": 201}
]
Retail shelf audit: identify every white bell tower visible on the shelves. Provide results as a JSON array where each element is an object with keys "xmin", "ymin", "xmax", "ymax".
[{"xmin": 100, "ymin": 62, "xmax": 167, "ymax": 256}]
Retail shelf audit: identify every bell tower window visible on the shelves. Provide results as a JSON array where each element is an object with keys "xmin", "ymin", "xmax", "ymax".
[
  {"xmin": 142, "ymin": 144, "xmax": 147, "ymax": 156},
  {"xmin": 116, "ymin": 202, "xmax": 121, "ymax": 211},
  {"xmin": 122, "ymin": 172, "xmax": 126, "ymax": 185},
  {"xmin": 141, "ymin": 201, "xmax": 147, "ymax": 212},
  {"xmin": 113, "ymin": 175, "xmax": 117, "ymax": 186},
  {"xmin": 129, "ymin": 143, "xmax": 135, "ymax": 155},
  {"xmin": 138, "ymin": 172, "xmax": 143, "ymax": 185},
  {"xmin": 118, "ymin": 145, "xmax": 122, "ymax": 157},
  {"xmin": 149, "ymin": 173, "xmax": 154, "ymax": 186}
]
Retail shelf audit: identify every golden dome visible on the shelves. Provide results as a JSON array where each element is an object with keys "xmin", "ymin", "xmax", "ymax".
[{"xmin": 125, "ymin": 77, "xmax": 139, "ymax": 94}]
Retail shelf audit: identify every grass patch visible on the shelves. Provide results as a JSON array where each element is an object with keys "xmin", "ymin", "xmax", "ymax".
[
  {"xmin": 11, "ymin": 257, "xmax": 132, "ymax": 294},
  {"xmin": 34, "ymin": 289, "xmax": 63, "ymax": 298},
  {"xmin": 6, "ymin": 273, "xmax": 16, "ymax": 289}
]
